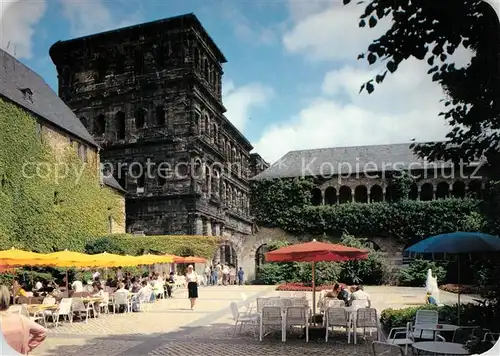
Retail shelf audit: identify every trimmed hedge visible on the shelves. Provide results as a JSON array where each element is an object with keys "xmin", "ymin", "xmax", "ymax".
[
  {"xmin": 380, "ymin": 303, "xmax": 500, "ymax": 334},
  {"xmin": 85, "ymin": 234, "xmax": 220, "ymax": 259},
  {"xmin": 251, "ymin": 178, "xmax": 484, "ymax": 241}
]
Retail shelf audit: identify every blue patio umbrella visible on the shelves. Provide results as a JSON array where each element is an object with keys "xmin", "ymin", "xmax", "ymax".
[{"xmin": 405, "ymin": 232, "xmax": 500, "ymax": 325}]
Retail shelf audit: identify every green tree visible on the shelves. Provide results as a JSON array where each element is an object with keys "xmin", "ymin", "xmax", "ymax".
[{"xmin": 343, "ymin": 0, "xmax": 500, "ymax": 176}]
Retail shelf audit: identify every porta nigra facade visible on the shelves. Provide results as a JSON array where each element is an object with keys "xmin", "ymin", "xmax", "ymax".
[{"xmin": 49, "ymin": 14, "xmax": 269, "ymax": 266}]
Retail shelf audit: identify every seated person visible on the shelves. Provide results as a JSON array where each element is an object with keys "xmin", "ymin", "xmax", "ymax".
[
  {"xmin": 351, "ymin": 285, "xmax": 370, "ymax": 306},
  {"xmin": 131, "ymin": 281, "xmax": 152, "ymax": 312},
  {"xmin": 334, "ymin": 283, "xmax": 350, "ymax": 306},
  {"xmin": 426, "ymin": 292, "xmax": 438, "ymax": 305},
  {"xmin": 165, "ymin": 272, "xmax": 175, "ymax": 298}
]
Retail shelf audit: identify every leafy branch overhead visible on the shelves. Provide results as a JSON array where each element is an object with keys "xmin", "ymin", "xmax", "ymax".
[{"xmin": 344, "ymin": 0, "xmax": 500, "ymax": 171}]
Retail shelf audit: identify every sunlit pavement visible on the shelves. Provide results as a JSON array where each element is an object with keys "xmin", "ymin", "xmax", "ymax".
[{"xmin": 32, "ymin": 285, "xmax": 473, "ymax": 355}]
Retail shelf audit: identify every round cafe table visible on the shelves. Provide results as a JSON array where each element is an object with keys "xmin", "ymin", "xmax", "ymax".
[
  {"xmin": 413, "ymin": 341, "xmax": 469, "ymax": 355},
  {"xmin": 413, "ymin": 323, "xmax": 459, "ymax": 340}
]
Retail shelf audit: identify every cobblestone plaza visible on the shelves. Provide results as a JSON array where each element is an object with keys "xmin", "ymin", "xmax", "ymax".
[{"xmin": 33, "ymin": 285, "xmax": 471, "ymax": 356}]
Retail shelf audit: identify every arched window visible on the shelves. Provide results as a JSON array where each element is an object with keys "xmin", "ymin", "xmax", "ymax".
[
  {"xmin": 370, "ymin": 185, "xmax": 383, "ymax": 202},
  {"xmin": 338, "ymin": 186, "xmax": 352, "ymax": 203},
  {"xmin": 116, "ymin": 111, "xmax": 126, "ymax": 139},
  {"xmin": 94, "ymin": 114, "xmax": 106, "ymax": 135},
  {"xmin": 324, "ymin": 187, "xmax": 337, "ymax": 205},
  {"xmin": 436, "ymin": 182, "xmax": 450, "ymax": 199},
  {"xmin": 135, "ymin": 108, "xmax": 146, "ymax": 129},
  {"xmin": 155, "ymin": 106, "xmax": 165, "ymax": 126},
  {"xmin": 408, "ymin": 183, "xmax": 419, "ymax": 200},
  {"xmin": 468, "ymin": 180, "xmax": 482, "ymax": 199},
  {"xmin": 385, "ymin": 185, "xmax": 397, "ymax": 202},
  {"xmin": 420, "ymin": 183, "xmax": 434, "ymax": 201},
  {"xmin": 452, "ymin": 181, "xmax": 466, "ymax": 198},
  {"xmin": 311, "ymin": 188, "xmax": 322, "ymax": 205},
  {"xmin": 354, "ymin": 185, "xmax": 368, "ymax": 203}
]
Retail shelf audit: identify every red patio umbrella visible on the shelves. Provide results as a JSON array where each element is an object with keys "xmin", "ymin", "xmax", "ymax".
[{"xmin": 265, "ymin": 239, "xmax": 369, "ymax": 322}]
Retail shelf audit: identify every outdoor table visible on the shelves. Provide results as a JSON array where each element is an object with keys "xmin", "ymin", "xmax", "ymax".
[
  {"xmin": 82, "ymin": 297, "xmax": 103, "ymax": 303},
  {"xmin": 414, "ymin": 323, "xmax": 459, "ymax": 340},
  {"xmin": 412, "ymin": 341, "xmax": 469, "ymax": 355},
  {"xmin": 25, "ymin": 304, "xmax": 58, "ymax": 313}
]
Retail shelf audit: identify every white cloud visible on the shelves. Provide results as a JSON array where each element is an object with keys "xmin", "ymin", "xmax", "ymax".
[
  {"xmin": 0, "ymin": 0, "xmax": 47, "ymax": 59},
  {"xmin": 59, "ymin": 0, "xmax": 143, "ymax": 37},
  {"xmin": 253, "ymin": 1, "xmax": 474, "ymax": 164},
  {"xmin": 223, "ymin": 80, "xmax": 274, "ymax": 133}
]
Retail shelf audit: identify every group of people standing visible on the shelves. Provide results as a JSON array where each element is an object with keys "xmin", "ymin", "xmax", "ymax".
[{"xmin": 203, "ymin": 263, "xmax": 244, "ymax": 286}]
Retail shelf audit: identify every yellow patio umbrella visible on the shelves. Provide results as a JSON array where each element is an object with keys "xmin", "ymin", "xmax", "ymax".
[
  {"xmin": 44, "ymin": 250, "xmax": 101, "ymax": 268},
  {"xmin": 91, "ymin": 252, "xmax": 139, "ymax": 268},
  {"xmin": 0, "ymin": 248, "xmax": 53, "ymax": 267},
  {"xmin": 133, "ymin": 253, "xmax": 174, "ymax": 265}
]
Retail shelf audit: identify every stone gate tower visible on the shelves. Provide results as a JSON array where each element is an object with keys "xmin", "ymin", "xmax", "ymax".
[{"xmin": 49, "ymin": 14, "xmax": 269, "ymax": 263}]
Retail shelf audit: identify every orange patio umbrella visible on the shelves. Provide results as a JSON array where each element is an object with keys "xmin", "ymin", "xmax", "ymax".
[
  {"xmin": 265, "ymin": 239, "xmax": 369, "ymax": 321},
  {"xmin": 133, "ymin": 253, "xmax": 174, "ymax": 265},
  {"xmin": 176, "ymin": 256, "xmax": 207, "ymax": 264}
]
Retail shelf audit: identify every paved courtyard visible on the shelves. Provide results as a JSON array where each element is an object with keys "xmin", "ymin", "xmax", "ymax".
[{"xmin": 32, "ymin": 285, "xmax": 472, "ymax": 356}]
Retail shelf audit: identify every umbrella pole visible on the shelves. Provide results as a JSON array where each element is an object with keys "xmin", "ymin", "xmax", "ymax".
[
  {"xmin": 457, "ymin": 255, "xmax": 461, "ymax": 326},
  {"xmin": 312, "ymin": 261, "xmax": 316, "ymax": 326}
]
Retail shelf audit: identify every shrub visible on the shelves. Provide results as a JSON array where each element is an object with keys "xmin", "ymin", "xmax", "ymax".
[
  {"xmin": 338, "ymin": 233, "xmax": 388, "ymax": 285},
  {"xmin": 380, "ymin": 303, "xmax": 500, "ymax": 334},
  {"xmin": 398, "ymin": 259, "xmax": 447, "ymax": 287},
  {"xmin": 85, "ymin": 234, "xmax": 220, "ymax": 259},
  {"xmin": 257, "ymin": 263, "xmax": 300, "ymax": 285}
]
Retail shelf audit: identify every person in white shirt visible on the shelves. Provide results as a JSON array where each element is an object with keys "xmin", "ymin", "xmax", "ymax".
[
  {"xmin": 34, "ymin": 281, "xmax": 43, "ymax": 291},
  {"xmin": 204, "ymin": 266, "xmax": 211, "ymax": 286},
  {"xmin": 185, "ymin": 265, "xmax": 199, "ymax": 310},
  {"xmin": 222, "ymin": 265, "xmax": 229, "ymax": 285},
  {"xmin": 351, "ymin": 285, "xmax": 371, "ymax": 306},
  {"xmin": 71, "ymin": 280, "xmax": 83, "ymax": 293}
]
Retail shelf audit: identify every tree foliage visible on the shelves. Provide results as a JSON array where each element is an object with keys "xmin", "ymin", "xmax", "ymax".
[
  {"xmin": 344, "ymin": 0, "xmax": 500, "ymax": 175},
  {"xmin": 252, "ymin": 178, "xmax": 483, "ymax": 241},
  {"xmin": 0, "ymin": 98, "xmax": 124, "ymax": 252}
]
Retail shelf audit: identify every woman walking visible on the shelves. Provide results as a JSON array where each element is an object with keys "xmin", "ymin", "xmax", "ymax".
[{"xmin": 185, "ymin": 265, "xmax": 199, "ymax": 310}]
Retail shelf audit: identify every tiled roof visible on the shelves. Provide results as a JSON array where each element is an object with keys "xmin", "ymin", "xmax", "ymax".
[
  {"xmin": 251, "ymin": 142, "xmax": 456, "ymax": 180},
  {"xmin": 0, "ymin": 49, "xmax": 97, "ymax": 147}
]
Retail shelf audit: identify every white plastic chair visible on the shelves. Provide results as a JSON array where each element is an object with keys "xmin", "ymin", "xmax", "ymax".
[
  {"xmin": 97, "ymin": 292, "xmax": 110, "ymax": 314},
  {"xmin": 51, "ymin": 298, "xmax": 73, "ymax": 327},
  {"xmin": 71, "ymin": 298, "xmax": 92, "ymax": 323},
  {"xmin": 413, "ymin": 309, "xmax": 439, "ymax": 340},
  {"xmin": 353, "ymin": 308, "xmax": 381, "ymax": 344},
  {"xmin": 259, "ymin": 306, "xmax": 284, "ymax": 342},
  {"xmin": 483, "ymin": 332, "xmax": 500, "ymax": 345},
  {"xmin": 471, "ymin": 337, "xmax": 500, "ymax": 356},
  {"xmin": 386, "ymin": 321, "xmax": 415, "ymax": 355},
  {"xmin": 230, "ymin": 302, "xmax": 258, "ymax": 336},
  {"xmin": 291, "ymin": 292, "xmax": 306, "ymax": 298},
  {"xmin": 351, "ymin": 299, "xmax": 369, "ymax": 309},
  {"xmin": 113, "ymin": 291, "xmax": 130, "ymax": 313},
  {"xmin": 256, "ymin": 297, "xmax": 272, "ymax": 313},
  {"xmin": 325, "ymin": 307, "xmax": 350, "ymax": 343},
  {"xmin": 284, "ymin": 306, "xmax": 309, "ymax": 342}
]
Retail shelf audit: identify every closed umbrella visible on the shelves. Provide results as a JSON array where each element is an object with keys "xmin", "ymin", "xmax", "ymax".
[
  {"xmin": 405, "ymin": 231, "xmax": 500, "ymax": 325},
  {"xmin": 265, "ymin": 239, "xmax": 369, "ymax": 323}
]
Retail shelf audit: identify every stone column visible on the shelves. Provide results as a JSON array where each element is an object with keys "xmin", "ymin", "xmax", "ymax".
[
  {"xmin": 206, "ymin": 219, "xmax": 212, "ymax": 236},
  {"xmin": 321, "ymin": 190, "xmax": 325, "ymax": 205},
  {"xmin": 417, "ymin": 187, "xmax": 421, "ymax": 200},
  {"xmin": 195, "ymin": 215, "xmax": 203, "ymax": 235},
  {"xmin": 382, "ymin": 188, "xmax": 386, "ymax": 202},
  {"xmin": 214, "ymin": 222, "xmax": 220, "ymax": 236},
  {"xmin": 432, "ymin": 188, "xmax": 436, "ymax": 200},
  {"xmin": 367, "ymin": 193, "xmax": 371, "ymax": 203}
]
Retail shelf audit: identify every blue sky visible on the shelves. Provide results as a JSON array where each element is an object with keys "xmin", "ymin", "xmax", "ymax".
[{"xmin": 2, "ymin": 0, "xmax": 471, "ymax": 163}]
